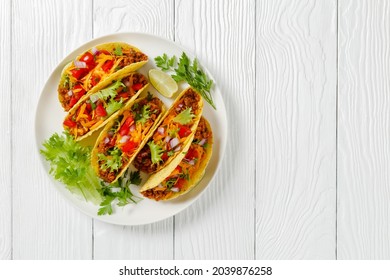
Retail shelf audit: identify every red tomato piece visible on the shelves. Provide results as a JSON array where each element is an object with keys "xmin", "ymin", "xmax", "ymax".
[
  {"xmin": 95, "ymin": 104, "xmax": 107, "ymax": 117},
  {"xmin": 70, "ymin": 68, "xmax": 88, "ymax": 80},
  {"xmin": 132, "ymin": 83, "xmax": 144, "ymax": 91},
  {"xmin": 90, "ymin": 75, "xmax": 101, "ymax": 87},
  {"xmin": 178, "ymin": 125, "xmax": 192, "ymax": 138},
  {"xmin": 185, "ymin": 148, "xmax": 198, "ymax": 160},
  {"xmin": 63, "ymin": 119, "xmax": 77, "ymax": 128},
  {"xmin": 161, "ymin": 152, "xmax": 169, "ymax": 161},
  {"xmin": 80, "ymin": 52, "xmax": 96, "ymax": 69},
  {"xmin": 175, "ymin": 178, "xmax": 186, "ymax": 190},
  {"xmin": 69, "ymin": 97, "xmax": 78, "ymax": 108},
  {"xmin": 122, "ymin": 141, "xmax": 137, "ymax": 153},
  {"xmin": 102, "ymin": 60, "xmax": 114, "ymax": 72},
  {"xmin": 124, "ymin": 116, "xmax": 134, "ymax": 127},
  {"xmin": 72, "ymin": 84, "xmax": 86, "ymax": 99}
]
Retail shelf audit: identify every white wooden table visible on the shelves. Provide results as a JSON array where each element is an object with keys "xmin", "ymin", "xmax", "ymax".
[{"xmin": 1, "ymin": 0, "xmax": 389, "ymax": 260}]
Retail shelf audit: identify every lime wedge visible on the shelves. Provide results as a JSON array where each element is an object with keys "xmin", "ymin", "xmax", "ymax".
[{"xmin": 149, "ymin": 69, "xmax": 178, "ymax": 98}]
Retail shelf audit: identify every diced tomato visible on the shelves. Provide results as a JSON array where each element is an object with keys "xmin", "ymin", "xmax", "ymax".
[
  {"xmin": 80, "ymin": 52, "xmax": 96, "ymax": 69},
  {"xmin": 175, "ymin": 165, "xmax": 182, "ymax": 172},
  {"xmin": 102, "ymin": 60, "xmax": 114, "ymax": 72},
  {"xmin": 115, "ymin": 92, "xmax": 128, "ymax": 100},
  {"xmin": 95, "ymin": 104, "xmax": 107, "ymax": 117},
  {"xmin": 63, "ymin": 119, "xmax": 77, "ymax": 128},
  {"xmin": 90, "ymin": 75, "xmax": 101, "ymax": 87},
  {"xmin": 119, "ymin": 126, "xmax": 129, "ymax": 136},
  {"xmin": 109, "ymin": 137, "xmax": 116, "ymax": 147},
  {"xmin": 161, "ymin": 152, "xmax": 169, "ymax": 161},
  {"xmin": 185, "ymin": 148, "xmax": 198, "ymax": 160},
  {"xmin": 86, "ymin": 102, "xmax": 92, "ymax": 112},
  {"xmin": 73, "ymin": 84, "xmax": 86, "ymax": 99},
  {"xmin": 122, "ymin": 141, "xmax": 137, "ymax": 153},
  {"xmin": 69, "ymin": 97, "xmax": 78, "ymax": 108},
  {"xmin": 175, "ymin": 178, "xmax": 186, "ymax": 190},
  {"xmin": 70, "ymin": 68, "xmax": 88, "ymax": 80},
  {"xmin": 124, "ymin": 116, "xmax": 134, "ymax": 127},
  {"xmin": 119, "ymin": 117, "xmax": 134, "ymax": 136},
  {"xmin": 178, "ymin": 125, "xmax": 192, "ymax": 138},
  {"xmin": 132, "ymin": 83, "xmax": 144, "ymax": 91}
]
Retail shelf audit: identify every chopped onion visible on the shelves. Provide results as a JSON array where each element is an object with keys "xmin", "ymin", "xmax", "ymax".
[
  {"xmin": 67, "ymin": 90, "xmax": 73, "ymax": 96},
  {"xmin": 120, "ymin": 135, "xmax": 130, "ymax": 143},
  {"xmin": 165, "ymin": 136, "xmax": 171, "ymax": 143},
  {"xmin": 91, "ymin": 47, "xmax": 99, "ymax": 55},
  {"xmin": 178, "ymin": 103, "xmax": 183, "ymax": 108},
  {"xmin": 174, "ymin": 145, "xmax": 181, "ymax": 152},
  {"xmin": 107, "ymin": 131, "xmax": 114, "ymax": 137},
  {"xmin": 198, "ymin": 138, "xmax": 207, "ymax": 146},
  {"xmin": 104, "ymin": 137, "xmax": 110, "ymax": 144},
  {"xmin": 129, "ymin": 124, "xmax": 135, "ymax": 132},
  {"xmin": 124, "ymin": 80, "xmax": 131, "ymax": 87},
  {"xmin": 170, "ymin": 137, "xmax": 180, "ymax": 149},
  {"xmin": 187, "ymin": 159, "xmax": 195, "ymax": 165},
  {"xmin": 171, "ymin": 187, "xmax": 180, "ymax": 193},
  {"xmin": 74, "ymin": 60, "xmax": 87, "ymax": 68},
  {"xmin": 157, "ymin": 127, "xmax": 165, "ymax": 135},
  {"xmin": 90, "ymin": 94, "xmax": 99, "ymax": 103}
]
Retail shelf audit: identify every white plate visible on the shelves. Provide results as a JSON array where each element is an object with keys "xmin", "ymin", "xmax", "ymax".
[{"xmin": 35, "ymin": 32, "xmax": 227, "ymax": 226}]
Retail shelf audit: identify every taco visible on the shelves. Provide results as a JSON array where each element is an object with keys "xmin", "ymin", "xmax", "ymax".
[
  {"xmin": 141, "ymin": 117, "xmax": 213, "ymax": 201},
  {"xmin": 133, "ymin": 87, "xmax": 204, "ymax": 174},
  {"xmin": 58, "ymin": 42, "xmax": 148, "ymax": 111},
  {"xmin": 91, "ymin": 95, "xmax": 166, "ymax": 183},
  {"xmin": 63, "ymin": 72, "xmax": 148, "ymax": 141}
]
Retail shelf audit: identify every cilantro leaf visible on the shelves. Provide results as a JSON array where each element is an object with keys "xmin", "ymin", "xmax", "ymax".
[
  {"xmin": 114, "ymin": 45, "xmax": 123, "ymax": 56},
  {"xmin": 97, "ymin": 169, "xmax": 142, "ymax": 215},
  {"xmin": 130, "ymin": 171, "xmax": 142, "ymax": 185},
  {"xmin": 98, "ymin": 197, "xmax": 114, "ymax": 215},
  {"xmin": 154, "ymin": 52, "xmax": 216, "ymax": 109},
  {"xmin": 148, "ymin": 141, "xmax": 163, "ymax": 164},
  {"xmin": 154, "ymin": 53, "xmax": 175, "ymax": 71},
  {"xmin": 173, "ymin": 107, "xmax": 195, "ymax": 125}
]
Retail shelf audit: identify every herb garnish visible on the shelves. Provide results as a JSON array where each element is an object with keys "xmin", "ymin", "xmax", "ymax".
[{"xmin": 155, "ymin": 52, "xmax": 216, "ymax": 109}]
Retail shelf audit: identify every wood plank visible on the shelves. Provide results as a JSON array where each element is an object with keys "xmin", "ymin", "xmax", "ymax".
[
  {"xmin": 338, "ymin": 0, "xmax": 390, "ymax": 259},
  {"xmin": 12, "ymin": 0, "xmax": 93, "ymax": 259},
  {"xmin": 256, "ymin": 0, "xmax": 337, "ymax": 259},
  {"xmin": 93, "ymin": 0, "xmax": 175, "ymax": 260},
  {"xmin": 174, "ymin": 0, "xmax": 256, "ymax": 259},
  {"xmin": 0, "ymin": 0, "xmax": 12, "ymax": 260}
]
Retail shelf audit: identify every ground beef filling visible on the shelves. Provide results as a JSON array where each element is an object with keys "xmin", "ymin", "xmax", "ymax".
[
  {"xmin": 119, "ymin": 50, "xmax": 148, "ymax": 68},
  {"xmin": 133, "ymin": 89, "xmax": 201, "ymax": 174}
]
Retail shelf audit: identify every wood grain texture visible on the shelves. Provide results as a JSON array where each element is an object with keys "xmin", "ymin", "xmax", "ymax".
[
  {"xmin": 256, "ymin": 0, "xmax": 337, "ymax": 259},
  {"xmin": 0, "ymin": 0, "xmax": 12, "ymax": 260},
  {"xmin": 174, "ymin": 0, "xmax": 256, "ymax": 259},
  {"xmin": 93, "ymin": 0, "xmax": 175, "ymax": 260},
  {"xmin": 12, "ymin": 0, "xmax": 93, "ymax": 259},
  {"xmin": 338, "ymin": 0, "xmax": 390, "ymax": 259}
]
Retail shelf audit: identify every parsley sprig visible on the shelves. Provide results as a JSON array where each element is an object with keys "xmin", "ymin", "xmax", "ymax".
[
  {"xmin": 98, "ymin": 170, "xmax": 142, "ymax": 216},
  {"xmin": 154, "ymin": 52, "xmax": 216, "ymax": 109}
]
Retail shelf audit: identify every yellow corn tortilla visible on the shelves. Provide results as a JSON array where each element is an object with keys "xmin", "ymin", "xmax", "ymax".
[
  {"xmin": 64, "ymin": 72, "xmax": 148, "ymax": 142},
  {"xmin": 58, "ymin": 42, "xmax": 148, "ymax": 111},
  {"xmin": 140, "ymin": 117, "xmax": 213, "ymax": 200},
  {"xmin": 91, "ymin": 97, "xmax": 166, "ymax": 183}
]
